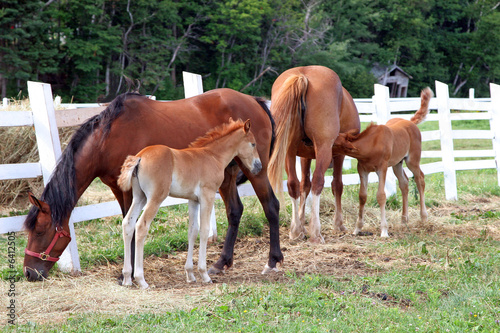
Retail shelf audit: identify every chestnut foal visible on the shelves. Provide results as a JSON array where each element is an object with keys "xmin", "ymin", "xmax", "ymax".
[
  {"xmin": 334, "ymin": 88, "xmax": 433, "ymax": 237},
  {"xmin": 118, "ymin": 119, "xmax": 261, "ymax": 288}
]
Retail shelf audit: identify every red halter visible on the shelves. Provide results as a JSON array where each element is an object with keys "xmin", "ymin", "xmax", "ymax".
[{"xmin": 24, "ymin": 226, "xmax": 71, "ymax": 262}]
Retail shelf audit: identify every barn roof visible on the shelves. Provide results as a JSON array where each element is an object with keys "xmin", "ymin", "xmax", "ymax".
[{"xmin": 371, "ymin": 64, "xmax": 413, "ymax": 80}]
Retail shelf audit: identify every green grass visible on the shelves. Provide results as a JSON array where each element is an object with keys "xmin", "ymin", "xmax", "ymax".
[{"xmin": 5, "ymin": 228, "xmax": 500, "ymax": 332}]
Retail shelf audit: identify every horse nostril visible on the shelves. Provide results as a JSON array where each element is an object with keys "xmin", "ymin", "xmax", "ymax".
[{"xmin": 24, "ymin": 267, "xmax": 44, "ymax": 281}]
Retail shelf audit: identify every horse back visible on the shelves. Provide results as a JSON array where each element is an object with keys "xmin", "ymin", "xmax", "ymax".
[{"xmin": 94, "ymin": 89, "xmax": 273, "ymax": 180}]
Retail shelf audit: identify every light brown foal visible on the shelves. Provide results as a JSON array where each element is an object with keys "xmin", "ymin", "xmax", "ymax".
[
  {"xmin": 334, "ymin": 88, "xmax": 433, "ymax": 237},
  {"xmin": 117, "ymin": 119, "xmax": 261, "ymax": 288}
]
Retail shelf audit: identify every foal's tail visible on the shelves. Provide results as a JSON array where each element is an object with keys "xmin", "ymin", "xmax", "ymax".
[
  {"xmin": 410, "ymin": 87, "xmax": 433, "ymax": 125},
  {"xmin": 268, "ymin": 74, "xmax": 308, "ymax": 195},
  {"xmin": 117, "ymin": 155, "xmax": 141, "ymax": 192}
]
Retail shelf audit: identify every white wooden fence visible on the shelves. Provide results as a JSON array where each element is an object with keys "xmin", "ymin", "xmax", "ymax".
[{"xmin": 1, "ymin": 76, "xmax": 499, "ymax": 273}]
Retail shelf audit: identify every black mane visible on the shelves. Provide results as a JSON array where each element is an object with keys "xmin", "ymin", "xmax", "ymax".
[{"xmin": 24, "ymin": 92, "xmax": 143, "ymax": 231}]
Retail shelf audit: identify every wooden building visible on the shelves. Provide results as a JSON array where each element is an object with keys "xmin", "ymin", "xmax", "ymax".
[{"xmin": 371, "ymin": 64, "xmax": 412, "ymax": 97}]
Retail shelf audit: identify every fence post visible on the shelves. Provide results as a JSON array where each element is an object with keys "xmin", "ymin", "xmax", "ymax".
[
  {"xmin": 182, "ymin": 72, "xmax": 217, "ymax": 238},
  {"xmin": 435, "ymin": 81, "xmax": 457, "ymax": 200},
  {"xmin": 373, "ymin": 84, "xmax": 397, "ymax": 196},
  {"xmin": 490, "ymin": 83, "xmax": 500, "ymax": 186},
  {"xmin": 27, "ymin": 81, "xmax": 81, "ymax": 273}
]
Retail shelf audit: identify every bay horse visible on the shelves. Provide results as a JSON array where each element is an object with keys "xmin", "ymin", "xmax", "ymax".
[
  {"xmin": 268, "ymin": 66, "xmax": 360, "ymax": 243},
  {"xmin": 23, "ymin": 88, "xmax": 283, "ymax": 281},
  {"xmin": 333, "ymin": 87, "xmax": 432, "ymax": 237},
  {"xmin": 118, "ymin": 119, "xmax": 261, "ymax": 288}
]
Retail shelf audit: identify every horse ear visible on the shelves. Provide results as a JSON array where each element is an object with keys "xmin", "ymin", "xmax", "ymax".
[
  {"xmin": 244, "ymin": 119, "xmax": 251, "ymax": 133},
  {"xmin": 28, "ymin": 192, "xmax": 50, "ymax": 214}
]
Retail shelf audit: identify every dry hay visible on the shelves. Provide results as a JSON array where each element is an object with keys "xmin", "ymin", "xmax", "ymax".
[{"xmin": 0, "ymin": 99, "xmax": 76, "ymax": 211}]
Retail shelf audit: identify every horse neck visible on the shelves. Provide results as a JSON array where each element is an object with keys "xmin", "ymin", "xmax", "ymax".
[{"xmin": 201, "ymin": 131, "xmax": 245, "ymax": 165}]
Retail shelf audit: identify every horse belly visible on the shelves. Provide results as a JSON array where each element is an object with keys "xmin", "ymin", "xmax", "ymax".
[{"xmin": 168, "ymin": 172, "xmax": 200, "ymax": 202}]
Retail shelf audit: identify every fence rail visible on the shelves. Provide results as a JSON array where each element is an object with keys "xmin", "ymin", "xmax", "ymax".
[{"xmin": 1, "ymin": 76, "xmax": 499, "ymax": 273}]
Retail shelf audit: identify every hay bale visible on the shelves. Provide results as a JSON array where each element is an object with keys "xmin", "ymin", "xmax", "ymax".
[{"xmin": 0, "ymin": 99, "xmax": 75, "ymax": 211}]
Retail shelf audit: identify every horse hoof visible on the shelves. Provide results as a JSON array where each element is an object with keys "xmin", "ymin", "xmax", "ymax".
[
  {"xmin": 207, "ymin": 235, "xmax": 217, "ymax": 244},
  {"xmin": 208, "ymin": 266, "xmax": 224, "ymax": 275},
  {"xmin": 289, "ymin": 231, "xmax": 305, "ymax": 242},
  {"xmin": 336, "ymin": 225, "xmax": 347, "ymax": 233},
  {"xmin": 262, "ymin": 264, "xmax": 279, "ymax": 275},
  {"xmin": 309, "ymin": 235, "xmax": 325, "ymax": 244}
]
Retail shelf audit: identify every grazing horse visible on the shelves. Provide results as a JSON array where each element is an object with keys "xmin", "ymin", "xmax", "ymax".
[
  {"xmin": 23, "ymin": 88, "xmax": 283, "ymax": 281},
  {"xmin": 333, "ymin": 87, "xmax": 432, "ymax": 237},
  {"xmin": 118, "ymin": 119, "xmax": 261, "ymax": 288},
  {"xmin": 268, "ymin": 66, "xmax": 360, "ymax": 243}
]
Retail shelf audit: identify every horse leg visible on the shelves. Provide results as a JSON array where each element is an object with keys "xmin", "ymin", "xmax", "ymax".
[
  {"xmin": 331, "ymin": 155, "xmax": 347, "ymax": 232},
  {"xmin": 198, "ymin": 194, "xmax": 215, "ymax": 283},
  {"xmin": 286, "ymin": 153, "xmax": 304, "ymax": 241},
  {"xmin": 121, "ymin": 191, "xmax": 145, "ymax": 286},
  {"xmin": 208, "ymin": 165, "xmax": 243, "ymax": 275},
  {"xmin": 134, "ymin": 198, "xmax": 162, "ymax": 289},
  {"xmin": 353, "ymin": 168, "xmax": 369, "ymax": 235},
  {"xmin": 308, "ymin": 145, "xmax": 333, "ymax": 243},
  {"xmin": 299, "ymin": 158, "xmax": 312, "ymax": 235},
  {"xmin": 244, "ymin": 169, "xmax": 283, "ymax": 274},
  {"xmin": 376, "ymin": 166, "xmax": 389, "ymax": 238},
  {"xmin": 393, "ymin": 162, "xmax": 409, "ymax": 225},
  {"xmin": 407, "ymin": 162, "xmax": 428, "ymax": 223},
  {"xmin": 185, "ymin": 200, "xmax": 200, "ymax": 283}
]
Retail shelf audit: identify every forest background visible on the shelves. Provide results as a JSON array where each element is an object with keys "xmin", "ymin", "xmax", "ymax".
[{"xmin": 1, "ymin": 0, "xmax": 499, "ymax": 102}]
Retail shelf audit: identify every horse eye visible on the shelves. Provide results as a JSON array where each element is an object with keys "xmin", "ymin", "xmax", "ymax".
[{"xmin": 251, "ymin": 143, "xmax": 256, "ymax": 148}]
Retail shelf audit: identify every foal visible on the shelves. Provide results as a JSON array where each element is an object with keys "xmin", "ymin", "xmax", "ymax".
[
  {"xmin": 118, "ymin": 119, "xmax": 262, "ymax": 289},
  {"xmin": 334, "ymin": 88, "xmax": 433, "ymax": 237}
]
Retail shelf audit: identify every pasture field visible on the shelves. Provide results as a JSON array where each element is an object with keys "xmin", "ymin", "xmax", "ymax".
[
  {"xmin": 1, "ymin": 168, "xmax": 500, "ymax": 332},
  {"xmin": 1, "ymin": 110, "xmax": 499, "ymax": 331}
]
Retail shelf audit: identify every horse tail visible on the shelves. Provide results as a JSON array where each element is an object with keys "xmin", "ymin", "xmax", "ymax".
[
  {"xmin": 268, "ymin": 74, "xmax": 309, "ymax": 195},
  {"xmin": 118, "ymin": 155, "xmax": 141, "ymax": 192},
  {"xmin": 410, "ymin": 87, "xmax": 433, "ymax": 125}
]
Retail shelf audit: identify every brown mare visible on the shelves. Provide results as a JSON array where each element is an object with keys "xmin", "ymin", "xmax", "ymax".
[
  {"xmin": 333, "ymin": 88, "xmax": 433, "ymax": 237},
  {"xmin": 268, "ymin": 66, "xmax": 360, "ymax": 243},
  {"xmin": 118, "ymin": 119, "xmax": 261, "ymax": 288},
  {"xmin": 23, "ymin": 89, "xmax": 283, "ymax": 281}
]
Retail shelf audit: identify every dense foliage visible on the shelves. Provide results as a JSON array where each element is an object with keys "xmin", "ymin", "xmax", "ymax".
[{"xmin": 1, "ymin": 0, "xmax": 499, "ymax": 101}]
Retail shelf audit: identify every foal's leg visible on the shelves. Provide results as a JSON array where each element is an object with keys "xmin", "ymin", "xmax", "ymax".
[
  {"xmin": 353, "ymin": 168, "xmax": 369, "ymax": 235},
  {"xmin": 331, "ymin": 155, "xmax": 347, "ymax": 232},
  {"xmin": 122, "ymin": 189, "xmax": 146, "ymax": 286},
  {"xmin": 299, "ymin": 157, "xmax": 312, "ymax": 235},
  {"xmin": 407, "ymin": 162, "xmax": 428, "ymax": 223},
  {"xmin": 393, "ymin": 162, "xmax": 409, "ymax": 225},
  {"xmin": 185, "ymin": 200, "xmax": 200, "ymax": 283},
  {"xmin": 287, "ymin": 153, "xmax": 304, "ymax": 241},
  {"xmin": 376, "ymin": 167, "xmax": 389, "ymax": 238},
  {"xmin": 198, "ymin": 193, "xmax": 215, "ymax": 283},
  {"xmin": 134, "ymin": 198, "xmax": 163, "ymax": 289}
]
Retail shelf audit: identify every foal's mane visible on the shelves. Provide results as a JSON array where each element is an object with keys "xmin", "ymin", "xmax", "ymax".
[
  {"xmin": 24, "ymin": 92, "xmax": 143, "ymax": 231},
  {"xmin": 189, "ymin": 119, "xmax": 245, "ymax": 148}
]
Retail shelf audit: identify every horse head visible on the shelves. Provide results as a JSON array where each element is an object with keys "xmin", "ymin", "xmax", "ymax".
[
  {"xmin": 23, "ymin": 193, "xmax": 72, "ymax": 281},
  {"xmin": 236, "ymin": 119, "xmax": 262, "ymax": 175}
]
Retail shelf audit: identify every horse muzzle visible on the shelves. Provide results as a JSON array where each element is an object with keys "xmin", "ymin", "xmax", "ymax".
[
  {"xmin": 24, "ymin": 266, "xmax": 47, "ymax": 281},
  {"xmin": 251, "ymin": 159, "xmax": 262, "ymax": 174}
]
